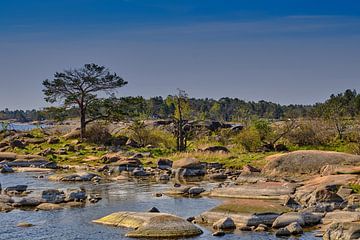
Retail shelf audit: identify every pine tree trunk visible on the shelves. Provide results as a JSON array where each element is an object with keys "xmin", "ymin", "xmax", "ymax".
[{"xmin": 80, "ymin": 108, "xmax": 86, "ymax": 140}]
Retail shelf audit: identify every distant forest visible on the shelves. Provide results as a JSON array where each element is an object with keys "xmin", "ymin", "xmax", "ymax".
[{"xmin": 0, "ymin": 89, "xmax": 359, "ymax": 123}]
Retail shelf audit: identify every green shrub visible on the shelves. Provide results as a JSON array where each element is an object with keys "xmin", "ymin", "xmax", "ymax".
[
  {"xmin": 286, "ymin": 122, "xmax": 319, "ymax": 146},
  {"xmin": 126, "ymin": 121, "xmax": 176, "ymax": 148},
  {"xmin": 85, "ymin": 123, "xmax": 112, "ymax": 145},
  {"xmin": 234, "ymin": 126, "xmax": 262, "ymax": 152},
  {"xmin": 350, "ymin": 184, "xmax": 360, "ymax": 193}
]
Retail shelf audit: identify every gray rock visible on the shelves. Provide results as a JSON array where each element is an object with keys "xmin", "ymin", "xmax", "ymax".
[
  {"xmin": 10, "ymin": 140, "xmax": 26, "ymax": 148},
  {"xmin": 13, "ymin": 197, "xmax": 41, "ymax": 207},
  {"xmin": 4, "ymin": 185, "xmax": 28, "ymax": 195},
  {"xmin": 65, "ymin": 189, "xmax": 87, "ymax": 202},
  {"xmin": 148, "ymin": 207, "xmax": 160, "ymax": 213},
  {"xmin": 286, "ymin": 222, "xmax": 303, "ymax": 235},
  {"xmin": 324, "ymin": 222, "xmax": 360, "ymax": 240},
  {"xmin": 273, "ymin": 212, "xmax": 305, "ymax": 228},
  {"xmin": 188, "ymin": 187, "xmax": 206, "ymax": 196},
  {"xmin": 275, "ymin": 228, "xmax": 291, "ymax": 237},
  {"xmin": 209, "ymin": 173, "xmax": 227, "ymax": 181},
  {"xmin": 158, "ymin": 174, "xmax": 170, "ymax": 181},
  {"xmin": 0, "ymin": 164, "xmax": 14, "ymax": 173},
  {"xmin": 132, "ymin": 168, "xmax": 150, "ymax": 177},
  {"xmin": 212, "ymin": 230, "xmax": 226, "ymax": 237},
  {"xmin": 203, "ymin": 146, "xmax": 229, "ymax": 153},
  {"xmin": 41, "ymin": 189, "xmax": 65, "ymax": 203},
  {"xmin": 157, "ymin": 159, "xmax": 173, "ymax": 170},
  {"xmin": 213, "ymin": 217, "xmax": 236, "ymax": 230}
]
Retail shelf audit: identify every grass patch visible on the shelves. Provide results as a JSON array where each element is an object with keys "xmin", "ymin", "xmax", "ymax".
[
  {"xmin": 168, "ymin": 151, "xmax": 274, "ymax": 169},
  {"xmin": 211, "ymin": 200, "xmax": 289, "ymax": 214},
  {"xmin": 350, "ymin": 184, "xmax": 360, "ymax": 193}
]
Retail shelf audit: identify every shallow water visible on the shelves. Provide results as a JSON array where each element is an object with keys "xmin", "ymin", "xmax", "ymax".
[{"xmin": 0, "ymin": 172, "xmax": 321, "ymax": 240}]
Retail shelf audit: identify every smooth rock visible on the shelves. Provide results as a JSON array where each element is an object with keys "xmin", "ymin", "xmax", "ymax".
[{"xmin": 213, "ymin": 217, "xmax": 236, "ymax": 230}]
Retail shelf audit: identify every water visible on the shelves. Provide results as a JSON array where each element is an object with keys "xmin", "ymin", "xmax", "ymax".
[
  {"xmin": 0, "ymin": 172, "xmax": 321, "ymax": 240},
  {"xmin": 0, "ymin": 123, "xmax": 46, "ymax": 131}
]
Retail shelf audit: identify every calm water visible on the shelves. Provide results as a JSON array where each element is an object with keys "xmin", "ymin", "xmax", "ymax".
[
  {"xmin": 0, "ymin": 172, "xmax": 321, "ymax": 240},
  {"xmin": 0, "ymin": 123, "xmax": 45, "ymax": 131}
]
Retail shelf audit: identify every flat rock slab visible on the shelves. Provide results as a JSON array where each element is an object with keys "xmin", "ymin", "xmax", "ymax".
[
  {"xmin": 14, "ymin": 167, "xmax": 55, "ymax": 173},
  {"xmin": 196, "ymin": 199, "xmax": 289, "ymax": 227},
  {"xmin": 210, "ymin": 182, "xmax": 296, "ymax": 200},
  {"xmin": 93, "ymin": 211, "xmax": 203, "ymax": 238},
  {"xmin": 323, "ymin": 211, "xmax": 360, "ymax": 224},
  {"xmin": 0, "ymin": 152, "xmax": 17, "ymax": 161}
]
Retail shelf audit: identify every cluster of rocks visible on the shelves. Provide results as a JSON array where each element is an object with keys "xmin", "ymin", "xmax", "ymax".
[
  {"xmin": 0, "ymin": 183, "xmax": 101, "ymax": 212},
  {"xmin": 97, "ymin": 152, "xmax": 242, "ymax": 184},
  {"xmin": 0, "ymin": 132, "xmax": 50, "ymax": 152},
  {"xmin": 0, "ymin": 152, "xmax": 57, "ymax": 169},
  {"xmin": 48, "ymin": 171, "xmax": 101, "ymax": 182},
  {"xmin": 189, "ymin": 150, "xmax": 360, "ymax": 239}
]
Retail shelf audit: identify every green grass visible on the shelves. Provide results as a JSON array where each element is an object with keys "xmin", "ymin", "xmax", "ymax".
[{"xmin": 349, "ymin": 184, "xmax": 360, "ymax": 193}]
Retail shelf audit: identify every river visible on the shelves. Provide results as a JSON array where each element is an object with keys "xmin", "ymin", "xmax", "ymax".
[{"xmin": 0, "ymin": 172, "xmax": 321, "ymax": 240}]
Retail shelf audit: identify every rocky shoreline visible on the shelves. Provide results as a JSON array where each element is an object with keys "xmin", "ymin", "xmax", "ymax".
[{"xmin": 1, "ymin": 149, "xmax": 360, "ymax": 239}]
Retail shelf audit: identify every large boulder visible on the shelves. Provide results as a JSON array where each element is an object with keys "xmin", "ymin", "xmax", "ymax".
[
  {"xmin": 157, "ymin": 159, "xmax": 173, "ymax": 170},
  {"xmin": 213, "ymin": 217, "xmax": 236, "ymax": 230},
  {"xmin": 64, "ymin": 188, "xmax": 87, "ymax": 202},
  {"xmin": 323, "ymin": 211, "xmax": 360, "ymax": 224},
  {"xmin": 324, "ymin": 222, "xmax": 360, "ymax": 240},
  {"xmin": 109, "ymin": 158, "xmax": 142, "ymax": 174},
  {"xmin": 172, "ymin": 158, "xmax": 206, "ymax": 179},
  {"xmin": 93, "ymin": 211, "xmax": 203, "ymax": 238},
  {"xmin": 294, "ymin": 175, "xmax": 357, "ymax": 207},
  {"xmin": 263, "ymin": 150, "xmax": 360, "ymax": 177},
  {"xmin": 272, "ymin": 212, "xmax": 321, "ymax": 228}
]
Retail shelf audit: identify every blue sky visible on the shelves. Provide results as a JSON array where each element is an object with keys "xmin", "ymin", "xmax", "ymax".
[{"xmin": 1, "ymin": 0, "xmax": 360, "ymax": 109}]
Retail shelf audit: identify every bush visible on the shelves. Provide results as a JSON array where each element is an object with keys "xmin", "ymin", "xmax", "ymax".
[
  {"xmin": 85, "ymin": 123, "xmax": 112, "ymax": 145},
  {"xmin": 286, "ymin": 121, "xmax": 334, "ymax": 146},
  {"xmin": 126, "ymin": 121, "xmax": 176, "ymax": 148},
  {"xmin": 286, "ymin": 122, "xmax": 318, "ymax": 146},
  {"xmin": 234, "ymin": 126, "xmax": 262, "ymax": 152}
]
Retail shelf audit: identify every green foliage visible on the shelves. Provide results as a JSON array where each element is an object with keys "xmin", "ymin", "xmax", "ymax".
[
  {"xmin": 29, "ymin": 128, "xmax": 46, "ymax": 138},
  {"xmin": 253, "ymin": 119, "xmax": 273, "ymax": 142},
  {"xmin": 350, "ymin": 184, "xmax": 360, "ymax": 193},
  {"xmin": 126, "ymin": 120, "xmax": 176, "ymax": 148},
  {"xmin": 234, "ymin": 126, "xmax": 262, "ymax": 152},
  {"xmin": 84, "ymin": 123, "xmax": 112, "ymax": 145}
]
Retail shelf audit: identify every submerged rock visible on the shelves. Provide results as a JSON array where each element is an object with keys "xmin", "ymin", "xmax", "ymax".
[{"xmin": 36, "ymin": 203, "xmax": 63, "ymax": 211}]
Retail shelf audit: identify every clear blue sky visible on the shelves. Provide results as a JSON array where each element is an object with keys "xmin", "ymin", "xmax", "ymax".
[{"xmin": 1, "ymin": 0, "xmax": 360, "ymax": 109}]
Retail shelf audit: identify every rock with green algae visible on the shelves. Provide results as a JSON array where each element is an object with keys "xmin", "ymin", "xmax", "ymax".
[
  {"xmin": 196, "ymin": 199, "xmax": 290, "ymax": 227},
  {"xmin": 93, "ymin": 211, "xmax": 203, "ymax": 238}
]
